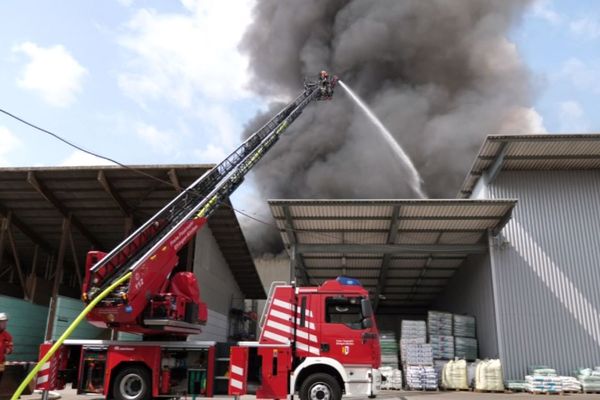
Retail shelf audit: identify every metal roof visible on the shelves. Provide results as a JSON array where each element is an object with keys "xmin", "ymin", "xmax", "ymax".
[
  {"xmin": 459, "ymin": 134, "xmax": 600, "ymax": 198},
  {"xmin": 269, "ymin": 199, "xmax": 516, "ymax": 314},
  {"xmin": 0, "ymin": 164, "xmax": 265, "ymax": 300}
]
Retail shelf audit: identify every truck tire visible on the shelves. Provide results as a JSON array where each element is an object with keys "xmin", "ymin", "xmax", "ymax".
[
  {"xmin": 300, "ymin": 373, "xmax": 342, "ymax": 400},
  {"xmin": 112, "ymin": 366, "xmax": 151, "ymax": 400}
]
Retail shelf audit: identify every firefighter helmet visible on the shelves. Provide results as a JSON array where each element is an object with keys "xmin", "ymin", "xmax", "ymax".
[{"xmin": 0, "ymin": 313, "xmax": 7, "ymax": 321}]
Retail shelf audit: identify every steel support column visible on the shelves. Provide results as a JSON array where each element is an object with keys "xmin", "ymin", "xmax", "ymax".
[
  {"xmin": 373, "ymin": 206, "xmax": 400, "ymax": 312},
  {"xmin": 45, "ymin": 217, "xmax": 71, "ymax": 341}
]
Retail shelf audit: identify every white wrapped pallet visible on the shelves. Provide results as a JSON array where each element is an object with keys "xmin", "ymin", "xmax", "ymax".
[
  {"xmin": 401, "ymin": 320, "xmax": 427, "ymax": 339},
  {"xmin": 403, "ymin": 343, "xmax": 433, "ymax": 366},
  {"xmin": 405, "ymin": 365, "xmax": 437, "ymax": 390},
  {"xmin": 428, "ymin": 311, "xmax": 452, "ymax": 336},
  {"xmin": 400, "ymin": 337, "xmax": 425, "ymax": 363},
  {"xmin": 474, "ymin": 359, "xmax": 504, "ymax": 391},
  {"xmin": 379, "ymin": 367, "xmax": 403, "ymax": 390},
  {"xmin": 560, "ymin": 376, "xmax": 581, "ymax": 392},
  {"xmin": 575, "ymin": 368, "xmax": 600, "ymax": 392},
  {"xmin": 441, "ymin": 359, "xmax": 469, "ymax": 390},
  {"xmin": 525, "ymin": 375, "xmax": 562, "ymax": 394}
]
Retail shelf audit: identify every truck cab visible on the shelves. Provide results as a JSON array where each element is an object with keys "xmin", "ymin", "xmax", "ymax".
[{"xmin": 229, "ymin": 277, "xmax": 381, "ymax": 400}]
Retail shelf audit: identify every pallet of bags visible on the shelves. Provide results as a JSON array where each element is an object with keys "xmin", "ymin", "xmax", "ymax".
[
  {"xmin": 454, "ymin": 337, "xmax": 478, "ymax": 361},
  {"xmin": 441, "ymin": 359, "xmax": 469, "ymax": 390},
  {"xmin": 403, "ymin": 343, "xmax": 433, "ymax": 366},
  {"xmin": 401, "ymin": 320, "xmax": 427, "ymax": 339},
  {"xmin": 474, "ymin": 359, "xmax": 504, "ymax": 391},
  {"xmin": 453, "ymin": 314, "xmax": 476, "ymax": 338},
  {"xmin": 427, "ymin": 311, "xmax": 452, "ymax": 336},
  {"xmin": 379, "ymin": 367, "xmax": 403, "ymax": 390},
  {"xmin": 525, "ymin": 367, "xmax": 562, "ymax": 394},
  {"xmin": 400, "ymin": 338, "xmax": 425, "ymax": 364},
  {"xmin": 429, "ymin": 335, "xmax": 454, "ymax": 360},
  {"xmin": 405, "ymin": 365, "xmax": 437, "ymax": 391},
  {"xmin": 575, "ymin": 367, "xmax": 600, "ymax": 392},
  {"xmin": 560, "ymin": 376, "xmax": 582, "ymax": 393},
  {"xmin": 525, "ymin": 375, "xmax": 562, "ymax": 394}
]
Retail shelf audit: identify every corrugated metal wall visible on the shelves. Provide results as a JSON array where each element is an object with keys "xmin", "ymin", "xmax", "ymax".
[
  {"xmin": 51, "ymin": 296, "xmax": 105, "ymax": 341},
  {"xmin": 432, "ymin": 254, "xmax": 499, "ymax": 359},
  {"xmin": 488, "ymin": 170, "xmax": 600, "ymax": 379},
  {"xmin": 0, "ymin": 296, "xmax": 47, "ymax": 361}
]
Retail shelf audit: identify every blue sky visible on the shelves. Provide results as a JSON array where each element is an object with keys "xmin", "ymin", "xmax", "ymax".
[{"xmin": 0, "ymin": 0, "xmax": 599, "ymax": 208}]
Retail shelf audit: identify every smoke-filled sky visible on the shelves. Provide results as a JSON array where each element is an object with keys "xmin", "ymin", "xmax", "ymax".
[
  {"xmin": 0, "ymin": 1, "xmax": 599, "ymax": 253},
  {"xmin": 240, "ymin": 0, "xmax": 544, "ymax": 252}
]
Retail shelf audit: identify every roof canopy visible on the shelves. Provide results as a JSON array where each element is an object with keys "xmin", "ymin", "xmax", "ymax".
[
  {"xmin": 459, "ymin": 134, "xmax": 600, "ymax": 198},
  {"xmin": 269, "ymin": 199, "xmax": 516, "ymax": 314},
  {"xmin": 0, "ymin": 165, "xmax": 264, "ymax": 299}
]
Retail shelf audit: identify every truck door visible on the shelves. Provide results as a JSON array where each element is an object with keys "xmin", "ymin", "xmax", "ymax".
[{"xmin": 317, "ymin": 295, "xmax": 376, "ymax": 366}]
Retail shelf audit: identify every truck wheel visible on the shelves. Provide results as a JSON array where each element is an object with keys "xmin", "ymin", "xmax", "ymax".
[
  {"xmin": 300, "ymin": 373, "xmax": 342, "ymax": 400},
  {"xmin": 112, "ymin": 366, "xmax": 151, "ymax": 400}
]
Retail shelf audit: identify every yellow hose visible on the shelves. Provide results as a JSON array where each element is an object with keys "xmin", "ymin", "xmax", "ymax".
[{"xmin": 11, "ymin": 272, "xmax": 133, "ymax": 400}]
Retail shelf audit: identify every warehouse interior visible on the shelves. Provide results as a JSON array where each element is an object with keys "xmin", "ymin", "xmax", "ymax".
[{"xmin": 0, "ymin": 164, "xmax": 264, "ymax": 357}]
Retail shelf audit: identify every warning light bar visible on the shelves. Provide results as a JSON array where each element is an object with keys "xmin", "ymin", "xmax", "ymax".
[{"xmin": 336, "ymin": 276, "xmax": 362, "ymax": 286}]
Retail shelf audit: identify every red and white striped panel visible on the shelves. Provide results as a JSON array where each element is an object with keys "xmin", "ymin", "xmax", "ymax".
[
  {"xmin": 259, "ymin": 289, "xmax": 320, "ymax": 356},
  {"xmin": 36, "ymin": 344, "xmax": 57, "ymax": 391},
  {"xmin": 228, "ymin": 346, "xmax": 249, "ymax": 396}
]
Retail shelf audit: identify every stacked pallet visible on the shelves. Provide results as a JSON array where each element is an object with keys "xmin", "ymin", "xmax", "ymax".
[
  {"xmin": 525, "ymin": 367, "xmax": 562, "ymax": 394},
  {"xmin": 429, "ymin": 335, "xmax": 454, "ymax": 359},
  {"xmin": 405, "ymin": 366, "xmax": 437, "ymax": 390},
  {"xmin": 379, "ymin": 366, "xmax": 403, "ymax": 390},
  {"xmin": 427, "ymin": 311, "xmax": 452, "ymax": 336},
  {"xmin": 379, "ymin": 331, "xmax": 399, "ymax": 369},
  {"xmin": 576, "ymin": 367, "xmax": 600, "ymax": 392},
  {"xmin": 560, "ymin": 376, "xmax": 582, "ymax": 393},
  {"xmin": 454, "ymin": 337, "xmax": 478, "ymax": 361},
  {"xmin": 400, "ymin": 320, "xmax": 426, "ymax": 363},
  {"xmin": 453, "ymin": 315, "xmax": 476, "ymax": 338}
]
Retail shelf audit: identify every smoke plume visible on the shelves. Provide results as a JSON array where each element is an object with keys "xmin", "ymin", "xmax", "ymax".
[{"xmin": 240, "ymin": 0, "xmax": 542, "ymax": 253}]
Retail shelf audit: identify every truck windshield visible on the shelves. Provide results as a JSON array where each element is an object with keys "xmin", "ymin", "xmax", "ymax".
[{"xmin": 325, "ymin": 296, "xmax": 369, "ymax": 330}]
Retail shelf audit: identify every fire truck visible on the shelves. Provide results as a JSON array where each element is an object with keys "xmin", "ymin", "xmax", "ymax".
[
  {"xmin": 229, "ymin": 277, "xmax": 381, "ymax": 400},
  {"xmin": 31, "ymin": 73, "xmax": 382, "ymax": 400}
]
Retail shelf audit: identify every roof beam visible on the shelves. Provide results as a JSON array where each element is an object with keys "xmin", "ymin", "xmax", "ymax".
[
  {"xmin": 0, "ymin": 204, "xmax": 52, "ymax": 252},
  {"xmin": 274, "ymin": 216, "xmax": 504, "ymax": 221},
  {"xmin": 27, "ymin": 171, "xmax": 101, "ymax": 248},
  {"xmin": 479, "ymin": 154, "xmax": 600, "ymax": 161},
  {"xmin": 283, "ymin": 205, "xmax": 310, "ymax": 285},
  {"xmin": 296, "ymin": 243, "xmax": 487, "ymax": 255},
  {"xmin": 167, "ymin": 168, "xmax": 182, "ymax": 192},
  {"xmin": 483, "ymin": 142, "xmax": 508, "ymax": 184},
  {"xmin": 373, "ymin": 206, "xmax": 400, "ymax": 312},
  {"xmin": 97, "ymin": 170, "xmax": 132, "ymax": 217}
]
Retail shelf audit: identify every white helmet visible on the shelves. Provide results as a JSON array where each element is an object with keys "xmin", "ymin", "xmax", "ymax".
[{"xmin": 0, "ymin": 313, "xmax": 7, "ymax": 321}]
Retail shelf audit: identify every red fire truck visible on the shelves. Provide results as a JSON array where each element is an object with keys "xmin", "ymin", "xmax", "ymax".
[
  {"xmin": 229, "ymin": 277, "xmax": 381, "ymax": 400},
  {"xmin": 31, "ymin": 73, "xmax": 381, "ymax": 400}
]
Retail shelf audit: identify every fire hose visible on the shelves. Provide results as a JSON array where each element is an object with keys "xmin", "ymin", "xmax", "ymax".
[{"xmin": 11, "ymin": 272, "xmax": 133, "ymax": 400}]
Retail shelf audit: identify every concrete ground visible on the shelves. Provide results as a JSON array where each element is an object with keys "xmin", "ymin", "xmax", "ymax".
[{"xmin": 15, "ymin": 388, "xmax": 600, "ymax": 400}]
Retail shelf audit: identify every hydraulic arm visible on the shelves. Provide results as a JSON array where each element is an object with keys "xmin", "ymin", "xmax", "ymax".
[{"xmin": 81, "ymin": 74, "xmax": 338, "ymax": 334}]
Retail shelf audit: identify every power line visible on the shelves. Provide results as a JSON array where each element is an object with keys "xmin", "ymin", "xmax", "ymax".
[{"xmin": 0, "ymin": 108, "xmax": 175, "ymax": 188}]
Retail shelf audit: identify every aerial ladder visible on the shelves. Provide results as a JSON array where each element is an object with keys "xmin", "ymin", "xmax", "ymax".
[{"xmin": 14, "ymin": 74, "xmax": 341, "ymax": 400}]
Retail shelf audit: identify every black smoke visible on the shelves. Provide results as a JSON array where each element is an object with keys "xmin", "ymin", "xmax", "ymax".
[{"xmin": 240, "ymin": 0, "xmax": 541, "ymax": 253}]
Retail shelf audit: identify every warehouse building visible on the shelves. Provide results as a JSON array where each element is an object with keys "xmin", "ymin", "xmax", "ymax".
[
  {"xmin": 265, "ymin": 134, "xmax": 600, "ymax": 380},
  {"xmin": 0, "ymin": 165, "xmax": 264, "ymax": 361}
]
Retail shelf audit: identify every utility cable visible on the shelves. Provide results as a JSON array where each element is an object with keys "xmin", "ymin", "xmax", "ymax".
[{"xmin": 0, "ymin": 108, "xmax": 175, "ymax": 188}]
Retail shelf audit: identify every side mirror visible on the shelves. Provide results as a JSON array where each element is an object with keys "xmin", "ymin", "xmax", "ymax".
[
  {"xmin": 361, "ymin": 298, "xmax": 373, "ymax": 318},
  {"xmin": 362, "ymin": 318, "xmax": 373, "ymax": 329}
]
